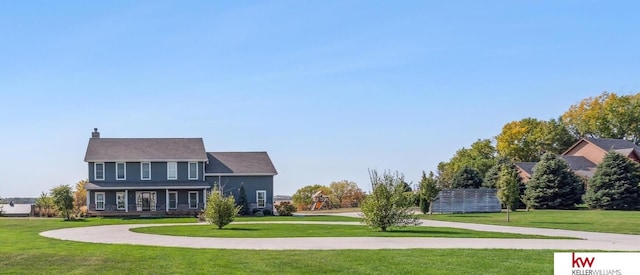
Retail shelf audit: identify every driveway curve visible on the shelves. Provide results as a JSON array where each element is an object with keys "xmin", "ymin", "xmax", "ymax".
[{"xmin": 40, "ymin": 215, "xmax": 640, "ymax": 250}]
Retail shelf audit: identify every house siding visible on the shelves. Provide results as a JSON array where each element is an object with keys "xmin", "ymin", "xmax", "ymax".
[
  {"xmin": 564, "ymin": 141, "xmax": 606, "ymax": 164},
  {"xmin": 205, "ymin": 175, "xmax": 274, "ymax": 210},
  {"xmin": 88, "ymin": 161, "xmax": 205, "ymax": 183}
]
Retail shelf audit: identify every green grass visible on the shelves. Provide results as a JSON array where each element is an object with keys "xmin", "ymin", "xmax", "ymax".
[
  {"xmin": 236, "ymin": 215, "xmax": 360, "ymax": 222},
  {"xmin": 0, "ymin": 217, "xmax": 555, "ymax": 274},
  {"xmin": 420, "ymin": 210, "xmax": 640, "ymax": 234},
  {"xmin": 132, "ymin": 223, "xmax": 569, "ymax": 239}
]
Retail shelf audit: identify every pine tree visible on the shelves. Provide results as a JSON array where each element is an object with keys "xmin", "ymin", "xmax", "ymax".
[
  {"xmin": 451, "ymin": 166, "xmax": 483, "ymax": 189},
  {"xmin": 523, "ymin": 152, "xmax": 584, "ymax": 209},
  {"xmin": 483, "ymin": 157, "xmax": 511, "ymax": 188},
  {"xmin": 584, "ymin": 151, "xmax": 640, "ymax": 210},
  {"xmin": 237, "ymin": 185, "xmax": 250, "ymax": 216}
]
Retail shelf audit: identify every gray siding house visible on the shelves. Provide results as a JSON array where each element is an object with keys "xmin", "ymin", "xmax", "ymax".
[{"xmin": 84, "ymin": 129, "xmax": 277, "ymax": 216}]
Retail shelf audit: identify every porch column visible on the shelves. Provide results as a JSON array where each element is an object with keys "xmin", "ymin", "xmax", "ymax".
[
  {"xmin": 125, "ymin": 190, "xmax": 129, "ymax": 212},
  {"xmin": 86, "ymin": 190, "xmax": 90, "ymax": 210},
  {"xmin": 166, "ymin": 189, "xmax": 169, "ymax": 213},
  {"xmin": 203, "ymin": 188, "xmax": 207, "ymax": 209}
]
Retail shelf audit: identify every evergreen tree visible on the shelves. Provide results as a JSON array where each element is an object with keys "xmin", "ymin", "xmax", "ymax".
[
  {"xmin": 237, "ymin": 185, "xmax": 250, "ymax": 215},
  {"xmin": 584, "ymin": 152, "xmax": 640, "ymax": 210},
  {"xmin": 451, "ymin": 166, "xmax": 483, "ymax": 189},
  {"xmin": 418, "ymin": 171, "xmax": 440, "ymax": 215},
  {"xmin": 483, "ymin": 157, "xmax": 512, "ymax": 189},
  {"xmin": 523, "ymin": 152, "xmax": 584, "ymax": 209}
]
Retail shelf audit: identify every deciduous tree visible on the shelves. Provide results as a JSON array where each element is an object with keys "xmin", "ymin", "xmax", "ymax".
[
  {"xmin": 35, "ymin": 192, "xmax": 55, "ymax": 217},
  {"xmin": 328, "ymin": 180, "xmax": 364, "ymax": 208},
  {"xmin": 418, "ymin": 171, "xmax": 440, "ymax": 215},
  {"xmin": 584, "ymin": 151, "xmax": 640, "ymax": 210},
  {"xmin": 204, "ymin": 188, "xmax": 241, "ymax": 229},
  {"xmin": 523, "ymin": 153, "xmax": 584, "ymax": 209},
  {"xmin": 73, "ymin": 179, "xmax": 87, "ymax": 218},
  {"xmin": 561, "ymin": 92, "xmax": 640, "ymax": 144},
  {"xmin": 51, "ymin": 185, "xmax": 74, "ymax": 220},
  {"xmin": 360, "ymin": 170, "xmax": 420, "ymax": 231},
  {"xmin": 437, "ymin": 139, "xmax": 497, "ymax": 186},
  {"xmin": 496, "ymin": 118, "xmax": 576, "ymax": 162},
  {"xmin": 292, "ymin": 184, "xmax": 331, "ymax": 210},
  {"xmin": 496, "ymin": 166, "xmax": 521, "ymax": 222}
]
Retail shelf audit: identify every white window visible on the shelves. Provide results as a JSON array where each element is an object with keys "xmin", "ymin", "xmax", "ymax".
[
  {"xmin": 116, "ymin": 192, "xmax": 125, "ymax": 210},
  {"xmin": 94, "ymin": 163, "xmax": 105, "ymax": 181},
  {"xmin": 116, "ymin": 162, "xmax": 126, "ymax": 180},
  {"xmin": 167, "ymin": 162, "xmax": 177, "ymax": 180},
  {"xmin": 188, "ymin": 191, "xmax": 198, "ymax": 209},
  {"xmin": 257, "ymin": 190, "xmax": 266, "ymax": 209},
  {"xmin": 141, "ymin": 162, "xmax": 151, "ymax": 180},
  {"xmin": 96, "ymin": 192, "xmax": 105, "ymax": 210},
  {"xmin": 168, "ymin": 191, "xmax": 178, "ymax": 209},
  {"xmin": 188, "ymin": 162, "xmax": 198, "ymax": 180}
]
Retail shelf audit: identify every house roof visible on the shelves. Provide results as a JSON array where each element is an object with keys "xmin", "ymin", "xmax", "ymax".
[
  {"xmin": 205, "ymin": 152, "xmax": 277, "ymax": 175},
  {"xmin": 564, "ymin": 137, "xmax": 640, "ymax": 155},
  {"xmin": 85, "ymin": 138, "xmax": 208, "ymax": 162},
  {"xmin": 514, "ymin": 162, "xmax": 537, "ymax": 177},
  {"xmin": 584, "ymin": 137, "xmax": 640, "ymax": 151},
  {"xmin": 1, "ymin": 204, "xmax": 32, "ymax": 216},
  {"xmin": 85, "ymin": 181, "xmax": 211, "ymax": 190},
  {"xmin": 560, "ymin": 156, "xmax": 597, "ymax": 178},
  {"xmin": 516, "ymin": 157, "xmax": 597, "ymax": 179}
]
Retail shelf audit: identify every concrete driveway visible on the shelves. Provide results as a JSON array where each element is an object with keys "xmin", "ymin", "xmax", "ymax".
[{"xmin": 39, "ymin": 214, "xmax": 640, "ymax": 250}]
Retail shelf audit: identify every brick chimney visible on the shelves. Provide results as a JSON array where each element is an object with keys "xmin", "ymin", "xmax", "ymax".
[{"xmin": 91, "ymin": 128, "xmax": 100, "ymax": 138}]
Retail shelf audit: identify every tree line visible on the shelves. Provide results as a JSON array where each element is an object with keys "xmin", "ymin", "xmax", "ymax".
[
  {"xmin": 34, "ymin": 180, "xmax": 87, "ymax": 219},
  {"xmin": 292, "ymin": 180, "xmax": 367, "ymax": 210},
  {"xmin": 431, "ymin": 91, "xmax": 640, "ymax": 211}
]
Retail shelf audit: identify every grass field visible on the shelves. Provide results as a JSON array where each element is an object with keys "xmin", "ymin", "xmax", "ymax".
[
  {"xmin": 0, "ymin": 217, "xmax": 556, "ymax": 274},
  {"xmin": 420, "ymin": 210, "xmax": 640, "ymax": 234},
  {"xmin": 132, "ymin": 222, "xmax": 568, "ymax": 239}
]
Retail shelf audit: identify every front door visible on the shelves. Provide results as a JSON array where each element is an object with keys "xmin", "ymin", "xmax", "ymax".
[
  {"xmin": 142, "ymin": 192, "xmax": 151, "ymax": 211},
  {"xmin": 136, "ymin": 191, "xmax": 157, "ymax": 211}
]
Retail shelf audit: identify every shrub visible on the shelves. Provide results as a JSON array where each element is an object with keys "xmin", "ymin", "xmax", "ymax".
[
  {"xmin": 360, "ymin": 170, "xmax": 421, "ymax": 231},
  {"xmin": 204, "ymin": 189, "xmax": 241, "ymax": 229},
  {"xmin": 254, "ymin": 210, "xmax": 264, "ymax": 217},
  {"xmin": 262, "ymin": 209, "xmax": 272, "ymax": 216},
  {"xmin": 275, "ymin": 201, "xmax": 297, "ymax": 216}
]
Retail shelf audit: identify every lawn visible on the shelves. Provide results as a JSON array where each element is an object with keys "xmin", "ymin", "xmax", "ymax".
[
  {"xmin": 0, "ymin": 217, "xmax": 555, "ymax": 274},
  {"xmin": 420, "ymin": 210, "xmax": 640, "ymax": 234},
  {"xmin": 132, "ymin": 223, "xmax": 568, "ymax": 239}
]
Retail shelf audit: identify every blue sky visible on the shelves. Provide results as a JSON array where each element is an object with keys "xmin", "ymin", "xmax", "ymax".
[{"xmin": 1, "ymin": 1, "xmax": 639, "ymax": 197}]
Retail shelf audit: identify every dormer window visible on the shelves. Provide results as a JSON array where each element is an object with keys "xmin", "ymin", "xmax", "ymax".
[
  {"xmin": 116, "ymin": 162, "xmax": 126, "ymax": 180},
  {"xmin": 94, "ymin": 163, "xmax": 104, "ymax": 181}
]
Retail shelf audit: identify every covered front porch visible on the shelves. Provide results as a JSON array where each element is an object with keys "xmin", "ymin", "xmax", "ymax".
[{"xmin": 85, "ymin": 182, "xmax": 210, "ymax": 217}]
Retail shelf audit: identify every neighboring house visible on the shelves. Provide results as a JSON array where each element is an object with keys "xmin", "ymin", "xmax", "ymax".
[
  {"xmin": 84, "ymin": 129, "xmax": 277, "ymax": 216},
  {"xmin": 0, "ymin": 203, "xmax": 33, "ymax": 217},
  {"xmin": 515, "ymin": 138, "xmax": 640, "ymax": 183}
]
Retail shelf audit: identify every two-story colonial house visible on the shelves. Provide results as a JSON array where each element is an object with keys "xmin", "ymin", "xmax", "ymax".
[{"xmin": 84, "ymin": 129, "xmax": 277, "ymax": 216}]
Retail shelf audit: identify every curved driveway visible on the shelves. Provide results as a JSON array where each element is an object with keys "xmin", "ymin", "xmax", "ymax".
[{"xmin": 40, "ymin": 215, "xmax": 640, "ymax": 251}]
